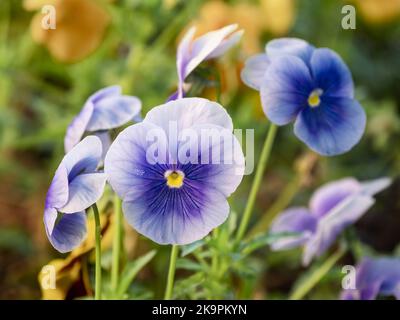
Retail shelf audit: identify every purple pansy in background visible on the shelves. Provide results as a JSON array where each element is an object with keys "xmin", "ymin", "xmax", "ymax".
[
  {"xmin": 105, "ymin": 98, "xmax": 245, "ymax": 245},
  {"xmin": 170, "ymin": 24, "xmax": 243, "ymax": 100},
  {"xmin": 64, "ymin": 85, "xmax": 142, "ymax": 154},
  {"xmin": 270, "ymin": 177, "xmax": 391, "ymax": 266},
  {"xmin": 44, "ymin": 136, "xmax": 106, "ymax": 253},
  {"xmin": 241, "ymin": 38, "xmax": 366, "ymax": 156},
  {"xmin": 341, "ymin": 257, "xmax": 400, "ymax": 300}
]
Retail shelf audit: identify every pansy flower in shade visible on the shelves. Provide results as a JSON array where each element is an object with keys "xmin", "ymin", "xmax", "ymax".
[
  {"xmin": 270, "ymin": 177, "xmax": 391, "ymax": 266},
  {"xmin": 340, "ymin": 257, "xmax": 400, "ymax": 300},
  {"xmin": 105, "ymin": 98, "xmax": 245, "ymax": 245},
  {"xmin": 241, "ymin": 38, "xmax": 366, "ymax": 156},
  {"xmin": 64, "ymin": 86, "xmax": 142, "ymax": 153},
  {"xmin": 44, "ymin": 136, "xmax": 107, "ymax": 253},
  {"xmin": 171, "ymin": 24, "xmax": 243, "ymax": 100}
]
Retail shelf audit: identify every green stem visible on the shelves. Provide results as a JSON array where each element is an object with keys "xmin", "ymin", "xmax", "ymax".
[
  {"xmin": 289, "ymin": 246, "xmax": 346, "ymax": 300},
  {"xmin": 164, "ymin": 245, "xmax": 179, "ymax": 300},
  {"xmin": 92, "ymin": 204, "xmax": 102, "ymax": 300},
  {"xmin": 111, "ymin": 194, "xmax": 123, "ymax": 292},
  {"xmin": 236, "ymin": 124, "xmax": 278, "ymax": 242}
]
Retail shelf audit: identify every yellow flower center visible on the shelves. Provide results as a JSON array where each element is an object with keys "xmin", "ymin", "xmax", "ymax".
[
  {"xmin": 165, "ymin": 170, "xmax": 185, "ymax": 188},
  {"xmin": 308, "ymin": 89, "xmax": 323, "ymax": 108}
]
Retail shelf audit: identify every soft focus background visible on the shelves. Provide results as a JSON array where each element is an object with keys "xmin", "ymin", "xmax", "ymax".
[{"xmin": 1, "ymin": 0, "xmax": 400, "ymax": 299}]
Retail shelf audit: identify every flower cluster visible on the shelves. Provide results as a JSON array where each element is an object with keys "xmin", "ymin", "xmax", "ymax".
[{"xmin": 241, "ymin": 38, "xmax": 366, "ymax": 156}]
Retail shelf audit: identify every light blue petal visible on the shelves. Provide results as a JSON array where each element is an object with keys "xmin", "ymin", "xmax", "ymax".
[
  {"xmin": 240, "ymin": 53, "xmax": 270, "ymax": 90},
  {"xmin": 260, "ymin": 55, "xmax": 313, "ymax": 125},
  {"xmin": 62, "ymin": 136, "xmax": 103, "ymax": 179},
  {"xmin": 266, "ymin": 38, "xmax": 315, "ymax": 64},
  {"xmin": 270, "ymin": 207, "xmax": 317, "ymax": 250},
  {"xmin": 303, "ymin": 194, "xmax": 374, "ymax": 266},
  {"xmin": 45, "ymin": 163, "xmax": 69, "ymax": 209},
  {"xmin": 86, "ymin": 96, "xmax": 142, "ymax": 131},
  {"xmin": 294, "ymin": 97, "xmax": 366, "ymax": 156},
  {"xmin": 310, "ymin": 48, "xmax": 354, "ymax": 98},
  {"xmin": 44, "ymin": 208, "xmax": 87, "ymax": 253},
  {"xmin": 59, "ymin": 173, "xmax": 107, "ymax": 213},
  {"xmin": 64, "ymin": 103, "xmax": 94, "ymax": 153}
]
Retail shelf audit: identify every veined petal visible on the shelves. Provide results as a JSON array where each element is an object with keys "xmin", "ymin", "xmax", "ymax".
[
  {"xmin": 206, "ymin": 29, "xmax": 243, "ymax": 60},
  {"xmin": 310, "ymin": 48, "xmax": 354, "ymax": 98},
  {"xmin": 240, "ymin": 53, "xmax": 270, "ymax": 91},
  {"xmin": 58, "ymin": 173, "xmax": 107, "ymax": 213},
  {"xmin": 266, "ymin": 38, "xmax": 315, "ymax": 64},
  {"xmin": 63, "ymin": 136, "xmax": 103, "ymax": 179},
  {"xmin": 45, "ymin": 163, "xmax": 69, "ymax": 209},
  {"xmin": 177, "ymin": 124, "xmax": 245, "ymax": 197},
  {"xmin": 177, "ymin": 26, "xmax": 197, "ymax": 97},
  {"xmin": 270, "ymin": 207, "xmax": 317, "ymax": 250},
  {"xmin": 260, "ymin": 55, "xmax": 313, "ymax": 125},
  {"xmin": 294, "ymin": 97, "xmax": 366, "ymax": 156},
  {"xmin": 105, "ymin": 122, "xmax": 168, "ymax": 199},
  {"xmin": 303, "ymin": 194, "xmax": 374, "ymax": 266},
  {"xmin": 309, "ymin": 178, "xmax": 361, "ymax": 218},
  {"xmin": 122, "ymin": 186, "xmax": 230, "ymax": 245},
  {"xmin": 44, "ymin": 208, "xmax": 87, "ymax": 253},
  {"xmin": 144, "ymin": 98, "xmax": 233, "ymax": 133},
  {"xmin": 85, "ymin": 96, "xmax": 142, "ymax": 131},
  {"xmin": 185, "ymin": 24, "xmax": 238, "ymax": 78},
  {"xmin": 64, "ymin": 102, "xmax": 94, "ymax": 153}
]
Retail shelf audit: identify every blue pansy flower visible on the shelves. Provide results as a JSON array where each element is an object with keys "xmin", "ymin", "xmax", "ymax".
[
  {"xmin": 241, "ymin": 38, "xmax": 366, "ymax": 156},
  {"xmin": 105, "ymin": 98, "xmax": 245, "ymax": 245},
  {"xmin": 44, "ymin": 136, "xmax": 106, "ymax": 253},
  {"xmin": 341, "ymin": 257, "xmax": 400, "ymax": 300},
  {"xmin": 270, "ymin": 177, "xmax": 391, "ymax": 265},
  {"xmin": 169, "ymin": 24, "xmax": 243, "ymax": 100},
  {"xmin": 64, "ymin": 85, "xmax": 142, "ymax": 153}
]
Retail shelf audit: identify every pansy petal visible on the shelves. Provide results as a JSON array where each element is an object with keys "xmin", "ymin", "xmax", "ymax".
[
  {"xmin": 178, "ymin": 124, "xmax": 245, "ymax": 197},
  {"xmin": 294, "ymin": 97, "xmax": 366, "ymax": 156},
  {"xmin": 185, "ymin": 24, "xmax": 238, "ymax": 78},
  {"xmin": 341, "ymin": 258, "xmax": 400, "ymax": 300},
  {"xmin": 266, "ymin": 38, "xmax": 315, "ymax": 64},
  {"xmin": 206, "ymin": 29, "xmax": 243, "ymax": 60},
  {"xmin": 303, "ymin": 194, "xmax": 374, "ymax": 266},
  {"xmin": 270, "ymin": 207, "xmax": 317, "ymax": 250},
  {"xmin": 122, "ymin": 185, "xmax": 230, "ymax": 245},
  {"xmin": 240, "ymin": 53, "xmax": 270, "ymax": 90},
  {"xmin": 310, "ymin": 48, "xmax": 354, "ymax": 98},
  {"xmin": 309, "ymin": 178, "xmax": 361, "ymax": 218},
  {"xmin": 144, "ymin": 98, "xmax": 233, "ymax": 133},
  {"xmin": 105, "ymin": 122, "xmax": 168, "ymax": 199},
  {"xmin": 89, "ymin": 85, "xmax": 121, "ymax": 102},
  {"xmin": 44, "ymin": 208, "xmax": 87, "ymax": 253},
  {"xmin": 360, "ymin": 177, "xmax": 392, "ymax": 196},
  {"xmin": 260, "ymin": 55, "xmax": 313, "ymax": 125},
  {"xmin": 64, "ymin": 103, "xmax": 94, "ymax": 153},
  {"xmin": 176, "ymin": 27, "xmax": 197, "ymax": 98},
  {"xmin": 58, "ymin": 173, "xmax": 107, "ymax": 213},
  {"xmin": 63, "ymin": 136, "xmax": 103, "ymax": 178},
  {"xmin": 45, "ymin": 163, "xmax": 69, "ymax": 209},
  {"xmin": 85, "ymin": 96, "xmax": 142, "ymax": 131}
]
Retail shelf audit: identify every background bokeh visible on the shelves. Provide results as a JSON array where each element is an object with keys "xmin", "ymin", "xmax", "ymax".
[{"xmin": 0, "ymin": 0, "xmax": 400, "ymax": 299}]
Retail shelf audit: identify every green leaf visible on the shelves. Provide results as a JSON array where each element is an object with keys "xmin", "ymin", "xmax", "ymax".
[
  {"xmin": 180, "ymin": 240, "xmax": 205, "ymax": 257},
  {"xmin": 116, "ymin": 250, "xmax": 156, "ymax": 298},
  {"xmin": 176, "ymin": 258, "xmax": 204, "ymax": 271},
  {"xmin": 241, "ymin": 232, "xmax": 299, "ymax": 255}
]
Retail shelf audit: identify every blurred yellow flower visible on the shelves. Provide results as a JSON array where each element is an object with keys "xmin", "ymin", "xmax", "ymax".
[
  {"xmin": 24, "ymin": 0, "xmax": 110, "ymax": 63},
  {"xmin": 191, "ymin": 0, "xmax": 296, "ymax": 54},
  {"xmin": 353, "ymin": 0, "xmax": 400, "ymax": 25}
]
